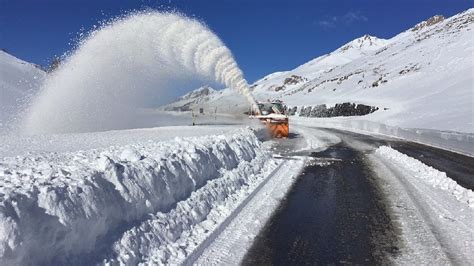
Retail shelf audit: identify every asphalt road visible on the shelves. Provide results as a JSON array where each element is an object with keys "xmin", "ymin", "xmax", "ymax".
[{"xmin": 243, "ymin": 127, "xmax": 474, "ymax": 265}]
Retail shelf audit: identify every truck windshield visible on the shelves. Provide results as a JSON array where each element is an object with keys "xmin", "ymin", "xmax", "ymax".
[{"xmin": 258, "ymin": 103, "xmax": 284, "ymax": 115}]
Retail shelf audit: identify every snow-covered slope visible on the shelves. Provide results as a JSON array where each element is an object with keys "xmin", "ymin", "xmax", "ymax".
[
  {"xmin": 0, "ymin": 50, "xmax": 46, "ymax": 130},
  {"xmin": 284, "ymin": 10, "xmax": 473, "ymax": 132},
  {"xmin": 162, "ymin": 86, "xmax": 217, "ymax": 111},
  {"xmin": 165, "ymin": 9, "xmax": 474, "ymax": 133},
  {"xmin": 281, "ymin": 35, "xmax": 389, "ymax": 77},
  {"xmin": 161, "ymin": 85, "xmax": 249, "ymax": 114},
  {"xmin": 251, "ymin": 34, "xmax": 390, "ymax": 94},
  {"xmin": 179, "ymin": 86, "xmax": 216, "ymax": 101}
]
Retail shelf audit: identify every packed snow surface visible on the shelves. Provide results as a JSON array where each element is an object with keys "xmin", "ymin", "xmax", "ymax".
[
  {"xmin": 195, "ymin": 159, "xmax": 305, "ymax": 264},
  {"xmin": 0, "ymin": 127, "xmax": 272, "ymax": 264},
  {"xmin": 376, "ymin": 146, "xmax": 474, "ymax": 207},
  {"xmin": 371, "ymin": 146, "xmax": 474, "ymax": 264}
]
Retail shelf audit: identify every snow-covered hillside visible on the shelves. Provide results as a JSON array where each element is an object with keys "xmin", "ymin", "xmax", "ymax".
[
  {"xmin": 179, "ymin": 86, "xmax": 216, "ymax": 101},
  {"xmin": 161, "ymin": 86, "xmax": 217, "ymax": 111},
  {"xmin": 161, "ymin": 85, "xmax": 249, "ymax": 114},
  {"xmin": 166, "ymin": 9, "xmax": 474, "ymax": 133},
  {"xmin": 252, "ymin": 34, "xmax": 390, "ymax": 95},
  {"xmin": 279, "ymin": 10, "xmax": 473, "ymax": 133},
  {"xmin": 0, "ymin": 50, "xmax": 46, "ymax": 130}
]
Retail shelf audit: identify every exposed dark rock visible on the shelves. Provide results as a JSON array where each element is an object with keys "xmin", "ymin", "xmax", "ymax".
[
  {"xmin": 284, "ymin": 75, "xmax": 306, "ymax": 85},
  {"xmin": 178, "ymin": 86, "xmax": 216, "ymax": 101},
  {"xmin": 291, "ymin": 102, "xmax": 378, "ymax": 118},
  {"xmin": 372, "ymin": 76, "xmax": 383, "ymax": 87},
  {"xmin": 168, "ymin": 102, "xmax": 192, "ymax": 112},
  {"xmin": 412, "ymin": 15, "xmax": 445, "ymax": 31},
  {"xmin": 399, "ymin": 64, "xmax": 421, "ymax": 75}
]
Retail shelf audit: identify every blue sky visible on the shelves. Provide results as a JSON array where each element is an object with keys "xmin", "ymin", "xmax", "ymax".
[{"xmin": 1, "ymin": 0, "xmax": 472, "ymax": 82}]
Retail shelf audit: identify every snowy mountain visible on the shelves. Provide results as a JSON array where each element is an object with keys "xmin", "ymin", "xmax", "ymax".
[
  {"xmin": 178, "ymin": 85, "xmax": 216, "ymax": 101},
  {"xmin": 0, "ymin": 50, "xmax": 46, "ymax": 129},
  {"xmin": 161, "ymin": 85, "xmax": 249, "ymax": 113},
  {"xmin": 249, "ymin": 34, "xmax": 390, "ymax": 96},
  {"xmin": 165, "ymin": 9, "xmax": 474, "ymax": 133},
  {"xmin": 161, "ymin": 85, "xmax": 217, "ymax": 111},
  {"xmin": 290, "ymin": 34, "xmax": 390, "ymax": 78}
]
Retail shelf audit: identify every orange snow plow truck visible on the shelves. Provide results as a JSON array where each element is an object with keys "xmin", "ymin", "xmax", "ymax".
[{"xmin": 251, "ymin": 100, "xmax": 289, "ymax": 138}]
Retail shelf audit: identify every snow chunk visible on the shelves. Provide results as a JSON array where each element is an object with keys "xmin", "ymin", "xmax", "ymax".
[
  {"xmin": 119, "ymin": 148, "xmax": 142, "ymax": 162},
  {"xmin": 375, "ymin": 146, "xmax": 474, "ymax": 208}
]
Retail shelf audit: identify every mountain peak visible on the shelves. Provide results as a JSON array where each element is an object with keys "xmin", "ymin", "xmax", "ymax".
[
  {"xmin": 411, "ymin": 15, "xmax": 445, "ymax": 31},
  {"xmin": 178, "ymin": 86, "xmax": 216, "ymax": 101},
  {"xmin": 338, "ymin": 34, "xmax": 389, "ymax": 53}
]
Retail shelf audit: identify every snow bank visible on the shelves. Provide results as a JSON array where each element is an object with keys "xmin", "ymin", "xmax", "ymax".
[
  {"xmin": 293, "ymin": 117, "xmax": 474, "ymax": 156},
  {"xmin": 108, "ymin": 152, "xmax": 279, "ymax": 265},
  {"xmin": 195, "ymin": 158, "xmax": 305, "ymax": 264},
  {"xmin": 0, "ymin": 128, "xmax": 271, "ymax": 265},
  {"xmin": 375, "ymin": 146, "xmax": 474, "ymax": 208}
]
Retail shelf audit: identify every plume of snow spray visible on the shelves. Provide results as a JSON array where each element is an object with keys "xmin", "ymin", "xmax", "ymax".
[{"xmin": 23, "ymin": 11, "xmax": 256, "ymax": 134}]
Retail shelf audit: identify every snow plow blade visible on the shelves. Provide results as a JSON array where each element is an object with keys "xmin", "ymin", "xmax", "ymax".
[
  {"xmin": 250, "ymin": 100, "xmax": 289, "ymax": 138},
  {"xmin": 265, "ymin": 119, "xmax": 289, "ymax": 138}
]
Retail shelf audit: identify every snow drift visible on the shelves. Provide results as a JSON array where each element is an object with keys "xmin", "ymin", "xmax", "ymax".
[
  {"xmin": 0, "ymin": 128, "xmax": 271, "ymax": 264},
  {"xmin": 23, "ymin": 11, "xmax": 256, "ymax": 134}
]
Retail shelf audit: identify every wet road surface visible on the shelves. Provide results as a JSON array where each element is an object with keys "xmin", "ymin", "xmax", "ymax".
[
  {"xmin": 243, "ymin": 126, "xmax": 473, "ymax": 265},
  {"xmin": 244, "ymin": 142, "xmax": 399, "ymax": 265}
]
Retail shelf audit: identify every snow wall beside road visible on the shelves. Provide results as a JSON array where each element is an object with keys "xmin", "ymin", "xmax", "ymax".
[
  {"xmin": 0, "ymin": 128, "xmax": 270, "ymax": 265},
  {"xmin": 292, "ymin": 117, "xmax": 474, "ymax": 156}
]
